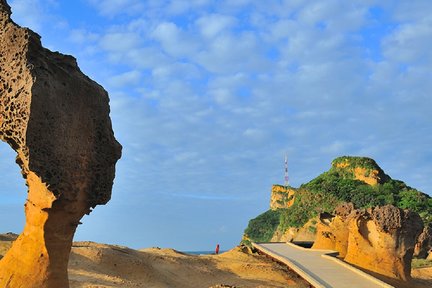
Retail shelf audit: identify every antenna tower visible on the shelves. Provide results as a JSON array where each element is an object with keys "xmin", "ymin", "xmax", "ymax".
[{"xmin": 284, "ymin": 154, "xmax": 289, "ymax": 187}]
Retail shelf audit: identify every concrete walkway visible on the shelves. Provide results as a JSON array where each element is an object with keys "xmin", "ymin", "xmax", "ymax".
[{"xmin": 253, "ymin": 242, "xmax": 394, "ymax": 288}]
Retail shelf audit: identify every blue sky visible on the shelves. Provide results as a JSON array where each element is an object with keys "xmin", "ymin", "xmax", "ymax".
[{"xmin": 1, "ymin": 0, "xmax": 431, "ymax": 251}]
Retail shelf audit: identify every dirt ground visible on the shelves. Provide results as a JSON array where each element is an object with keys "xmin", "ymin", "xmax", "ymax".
[
  {"xmin": 1, "ymin": 235, "xmax": 431, "ymax": 288},
  {"xmin": 68, "ymin": 242, "xmax": 308, "ymax": 288}
]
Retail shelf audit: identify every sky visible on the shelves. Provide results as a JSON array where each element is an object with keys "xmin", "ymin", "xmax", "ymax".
[{"xmin": 0, "ymin": 0, "xmax": 431, "ymax": 251}]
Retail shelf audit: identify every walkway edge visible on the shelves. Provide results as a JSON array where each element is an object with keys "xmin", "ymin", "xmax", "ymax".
[
  {"xmin": 252, "ymin": 242, "xmax": 327, "ymax": 288},
  {"xmin": 253, "ymin": 242, "xmax": 395, "ymax": 288},
  {"xmin": 287, "ymin": 242, "xmax": 393, "ymax": 287},
  {"xmin": 320, "ymin": 254, "xmax": 394, "ymax": 288}
]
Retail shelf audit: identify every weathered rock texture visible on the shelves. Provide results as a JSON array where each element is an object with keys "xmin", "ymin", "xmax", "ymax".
[
  {"xmin": 0, "ymin": 1, "xmax": 122, "ymax": 287},
  {"xmin": 313, "ymin": 203, "xmax": 423, "ymax": 281},
  {"xmin": 270, "ymin": 185, "xmax": 296, "ymax": 210},
  {"xmin": 414, "ymin": 223, "xmax": 432, "ymax": 259},
  {"xmin": 312, "ymin": 204, "xmax": 354, "ymax": 258}
]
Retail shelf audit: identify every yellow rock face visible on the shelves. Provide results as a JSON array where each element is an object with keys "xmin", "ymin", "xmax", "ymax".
[
  {"xmin": 312, "ymin": 215, "xmax": 349, "ymax": 258},
  {"xmin": 312, "ymin": 204, "xmax": 424, "ymax": 281},
  {"xmin": 334, "ymin": 163, "xmax": 382, "ymax": 185},
  {"xmin": 270, "ymin": 185, "xmax": 296, "ymax": 210}
]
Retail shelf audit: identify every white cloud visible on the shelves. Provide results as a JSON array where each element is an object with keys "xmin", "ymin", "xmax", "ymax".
[
  {"xmin": 196, "ymin": 14, "xmax": 236, "ymax": 38},
  {"xmin": 382, "ymin": 19, "xmax": 432, "ymax": 64},
  {"xmin": 166, "ymin": 0, "xmax": 210, "ymax": 15},
  {"xmin": 86, "ymin": 0, "xmax": 145, "ymax": 17},
  {"xmin": 108, "ymin": 70, "xmax": 141, "ymax": 88},
  {"xmin": 7, "ymin": 0, "xmax": 432, "ymax": 250},
  {"xmin": 320, "ymin": 141, "xmax": 349, "ymax": 155},
  {"xmin": 210, "ymin": 88, "xmax": 232, "ymax": 105},
  {"xmin": 9, "ymin": 0, "xmax": 47, "ymax": 32},
  {"xmin": 243, "ymin": 128, "xmax": 265, "ymax": 140},
  {"xmin": 151, "ymin": 22, "xmax": 199, "ymax": 57},
  {"xmin": 100, "ymin": 32, "xmax": 141, "ymax": 52},
  {"xmin": 69, "ymin": 29, "xmax": 99, "ymax": 44},
  {"xmin": 195, "ymin": 32, "xmax": 269, "ymax": 73}
]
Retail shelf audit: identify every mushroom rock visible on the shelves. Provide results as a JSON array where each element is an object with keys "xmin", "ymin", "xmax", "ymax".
[
  {"xmin": 0, "ymin": 1, "xmax": 122, "ymax": 287},
  {"xmin": 313, "ymin": 203, "xmax": 423, "ymax": 281},
  {"xmin": 345, "ymin": 205, "xmax": 423, "ymax": 280}
]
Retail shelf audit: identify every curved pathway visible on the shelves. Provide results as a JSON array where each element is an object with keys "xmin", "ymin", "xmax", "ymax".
[{"xmin": 253, "ymin": 242, "xmax": 393, "ymax": 288}]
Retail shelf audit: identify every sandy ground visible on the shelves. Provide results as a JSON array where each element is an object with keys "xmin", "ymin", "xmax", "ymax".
[
  {"xmin": 68, "ymin": 242, "xmax": 308, "ymax": 288},
  {"xmin": 409, "ymin": 268, "xmax": 432, "ymax": 288},
  {"xmin": 1, "ymin": 234, "xmax": 431, "ymax": 287}
]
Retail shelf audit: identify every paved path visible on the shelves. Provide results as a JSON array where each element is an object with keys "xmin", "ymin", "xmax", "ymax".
[{"xmin": 253, "ymin": 242, "xmax": 393, "ymax": 288}]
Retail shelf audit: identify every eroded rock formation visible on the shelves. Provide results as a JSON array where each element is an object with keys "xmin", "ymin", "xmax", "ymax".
[
  {"xmin": 311, "ymin": 203, "xmax": 354, "ymax": 258},
  {"xmin": 414, "ymin": 223, "xmax": 432, "ymax": 259},
  {"xmin": 270, "ymin": 185, "xmax": 296, "ymax": 210},
  {"xmin": 0, "ymin": 1, "xmax": 121, "ymax": 287},
  {"xmin": 313, "ymin": 203, "xmax": 423, "ymax": 281}
]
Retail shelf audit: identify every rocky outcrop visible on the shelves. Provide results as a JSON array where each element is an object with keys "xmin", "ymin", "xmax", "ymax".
[
  {"xmin": 313, "ymin": 203, "xmax": 423, "ymax": 281},
  {"xmin": 0, "ymin": 1, "xmax": 121, "ymax": 287},
  {"xmin": 332, "ymin": 156, "xmax": 389, "ymax": 185},
  {"xmin": 311, "ymin": 204, "xmax": 354, "ymax": 258},
  {"xmin": 270, "ymin": 185, "xmax": 295, "ymax": 210},
  {"xmin": 414, "ymin": 223, "xmax": 432, "ymax": 259}
]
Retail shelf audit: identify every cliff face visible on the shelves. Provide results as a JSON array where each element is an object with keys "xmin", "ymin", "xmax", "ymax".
[
  {"xmin": 270, "ymin": 185, "xmax": 296, "ymax": 210},
  {"xmin": 0, "ymin": 1, "xmax": 121, "ymax": 287}
]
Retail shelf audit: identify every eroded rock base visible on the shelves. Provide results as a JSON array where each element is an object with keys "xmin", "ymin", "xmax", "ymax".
[{"xmin": 312, "ymin": 203, "xmax": 423, "ymax": 281}]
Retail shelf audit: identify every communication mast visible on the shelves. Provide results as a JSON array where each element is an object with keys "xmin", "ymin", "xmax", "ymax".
[{"xmin": 284, "ymin": 154, "xmax": 289, "ymax": 187}]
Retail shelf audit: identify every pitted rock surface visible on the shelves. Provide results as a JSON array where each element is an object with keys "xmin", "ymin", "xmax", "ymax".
[
  {"xmin": 333, "ymin": 202, "xmax": 355, "ymax": 219},
  {"xmin": 313, "ymin": 203, "xmax": 423, "ymax": 281},
  {"xmin": 415, "ymin": 223, "xmax": 432, "ymax": 259},
  {"xmin": 0, "ymin": 0, "xmax": 121, "ymax": 287}
]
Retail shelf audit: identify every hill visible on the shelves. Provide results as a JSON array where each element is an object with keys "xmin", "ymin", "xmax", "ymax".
[{"xmin": 244, "ymin": 156, "xmax": 432, "ymax": 243}]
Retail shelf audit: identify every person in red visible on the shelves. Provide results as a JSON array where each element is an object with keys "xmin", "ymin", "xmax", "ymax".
[{"xmin": 215, "ymin": 244, "xmax": 220, "ymax": 255}]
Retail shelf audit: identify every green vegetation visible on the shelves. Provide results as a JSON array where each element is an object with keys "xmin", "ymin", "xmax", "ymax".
[
  {"xmin": 244, "ymin": 209, "xmax": 282, "ymax": 242},
  {"xmin": 301, "ymin": 169, "xmax": 432, "ymax": 223},
  {"xmin": 308, "ymin": 226, "xmax": 317, "ymax": 234},
  {"xmin": 412, "ymin": 258, "xmax": 432, "ymax": 269},
  {"xmin": 240, "ymin": 239, "xmax": 252, "ymax": 247},
  {"xmin": 279, "ymin": 189, "xmax": 340, "ymax": 230},
  {"xmin": 244, "ymin": 156, "xmax": 432, "ymax": 243},
  {"xmin": 332, "ymin": 156, "xmax": 382, "ymax": 171}
]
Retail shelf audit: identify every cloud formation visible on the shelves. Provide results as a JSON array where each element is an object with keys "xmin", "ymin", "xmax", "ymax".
[{"xmin": 4, "ymin": 0, "xmax": 432, "ymax": 251}]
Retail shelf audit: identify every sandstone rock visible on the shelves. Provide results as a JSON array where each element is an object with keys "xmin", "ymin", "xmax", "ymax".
[
  {"xmin": 345, "ymin": 206, "xmax": 423, "ymax": 281},
  {"xmin": 311, "ymin": 212, "xmax": 350, "ymax": 257},
  {"xmin": 313, "ymin": 203, "xmax": 423, "ymax": 281},
  {"xmin": 0, "ymin": 1, "xmax": 121, "ymax": 287},
  {"xmin": 270, "ymin": 185, "xmax": 296, "ymax": 210},
  {"xmin": 414, "ymin": 223, "xmax": 432, "ymax": 259},
  {"xmin": 333, "ymin": 202, "xmax": 355, "ymax": 218}
]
